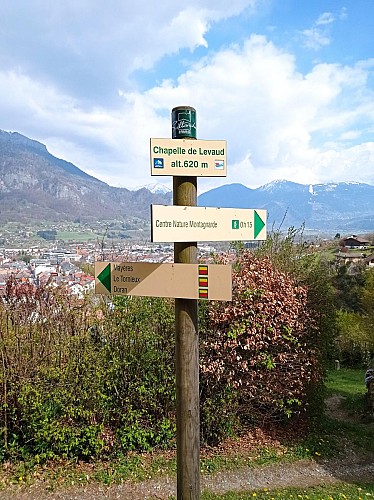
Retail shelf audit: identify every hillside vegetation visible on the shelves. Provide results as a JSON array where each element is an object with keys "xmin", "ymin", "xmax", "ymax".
[{"xmin": 0, "ymin": 230, "xmax": 372, "ymax": 464}]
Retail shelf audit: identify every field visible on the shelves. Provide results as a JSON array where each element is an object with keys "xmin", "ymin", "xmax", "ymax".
[{"xmin": 56, "ymin": 230, "xmax": 100, "ymax": 242}]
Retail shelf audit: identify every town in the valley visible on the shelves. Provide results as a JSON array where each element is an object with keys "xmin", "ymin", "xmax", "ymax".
[
  {"xmin": 0, "ymin": 221, "xmax": 373, "ymax": 298},
  {"xmin": 0, "ymin": 221, "xmax": 221, "ymax": 297}
]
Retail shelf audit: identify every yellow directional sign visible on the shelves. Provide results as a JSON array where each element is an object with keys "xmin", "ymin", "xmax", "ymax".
[
  {"xmin": 150, "ymin": 138, "xmax": 227, "ymax": 177},
  {"xmin": 95, "ymin": 261, "xmax": 232, "ymax": 301},
  {"xmin": 151, "ymin": 205, "xmax": 267, "ymax": 242}
]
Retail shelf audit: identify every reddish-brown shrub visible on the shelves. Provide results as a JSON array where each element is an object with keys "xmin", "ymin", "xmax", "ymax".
[{"xmin": 200, "ymin": 251, "xmax": 323, "ymax": 425}]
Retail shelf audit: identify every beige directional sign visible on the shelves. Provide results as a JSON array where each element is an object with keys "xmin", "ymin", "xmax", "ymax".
[
  {"xmin": 95, "ymin": 261, "xmax": 232, "ymax": 301},
  {"xmin": 151, "ymin": 205, "xmax": 267, "ymax": 243},
  {"xmin": 150, "ymin": 138, "xmax": 227, "ymax": 177}
]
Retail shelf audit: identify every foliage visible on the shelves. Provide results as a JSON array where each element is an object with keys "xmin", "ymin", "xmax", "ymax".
[
  {"xmin": 36, "ymin": 229, "xmax": 57, "ymax": 240},
  {"xmin": 333, "ymin": 266, "xmax": 374, "ymax": 366},
  {"xmin": 201, "ymin": 250, "xmax": 324, "ymax": 433},
  {"xmin": 0, "ymin": 279, "xmax": 176, "ymax": 462},
  {"xmin": 76, "ymin": 262, "xmax": 94, "ymax": 275},
  {"xmin": 256, "ymin": 228, "xmax": 337, "ymax": 363},
  {"xmin": 0, "ymin": 229, "xmax": 340, "ymax": 461},
  {"xmin": 335, "ymin": 310, "xmax": 372, "ymax": 366},
  {"xmin": 200, "ymin": 229, "xmax": 337, "ymax": 439},
  {"xmin": 1, "ymin": 368, "xmax": 372, "ymax": 490},
  {"xmin": 332, "ymin": 262, "xmax": 367, "ymax": 313},
  {"xmin": 360, "ymin": 268, "xmax": 374, "ymax": 352}
]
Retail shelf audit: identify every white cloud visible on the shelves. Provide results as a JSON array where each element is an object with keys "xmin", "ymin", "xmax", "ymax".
[
  {"xmin": 0, "ymin": 0, "xmax": 257, "ymax": 104},
  {"xmin": 312, "ymin": 143, "xmax": 374, "ymax": 185},
  {"xmin": 139, "ymin": 36, "xmax": 373, "ymax": 187},
  {"xmin": 339, "ymin": 130, "xmax": 362, "ymax": 141},
  {"xmin": 0, "ymin": 2, "xmax": 373, "ymax": 191},
  {"xmin": 299, "ymin": 9, "xmax": 345, "ymax": 51},
  {"xmin": 316, "ymin": 12, "xmax": 335, "ymax": 26},
  {"xmin": 339, "ymin": 7, "xmax": 348, "ymax": 21},
  {"xmin": 300, "ymin": 28, "xmax": 331, "ymax": 50}
]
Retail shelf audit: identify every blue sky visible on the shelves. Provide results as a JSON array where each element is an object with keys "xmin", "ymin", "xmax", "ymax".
[{"xmin": 0, "ymin": 0, "xmax": 373, "ymax": 192}]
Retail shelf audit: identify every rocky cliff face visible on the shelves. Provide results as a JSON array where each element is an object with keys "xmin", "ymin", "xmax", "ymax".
[{"xmin": 0, "ymin": 130, "xmax": 171, "ymax": 222}]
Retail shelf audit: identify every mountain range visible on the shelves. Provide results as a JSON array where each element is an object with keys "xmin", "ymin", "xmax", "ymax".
[
  {"xmin": 0, "ymin": 130, "xmax": 171, "ymax": 223},
  {"xmin": 198, "ymin": 180, "xmax": 374, "ymax": 232},
  {"xmin": 1, "ymin": 129, "xmax": 373, "ymax": 232}
]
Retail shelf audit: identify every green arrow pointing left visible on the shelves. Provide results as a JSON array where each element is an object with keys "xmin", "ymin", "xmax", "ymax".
[
  {"xmin": 254, "ymin": 210, "xmax": 265, "ymax": 239},
  {"xmin": 97, "ymin": 263, "xmax": 111, "ymax": 293}
]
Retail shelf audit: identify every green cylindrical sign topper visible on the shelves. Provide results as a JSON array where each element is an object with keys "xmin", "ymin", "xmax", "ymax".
[{"xmin": 172, "ymin": 106, "xmax": 196, "ymax": 139}]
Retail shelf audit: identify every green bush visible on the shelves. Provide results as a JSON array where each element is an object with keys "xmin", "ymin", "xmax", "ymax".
[
  {"xmin": 0, "ymin": 281, "xmax": 176, "ymax": 461},
  {"xmin": 200, "ymin": 385, "xmax": 239, "ymax": 445}
]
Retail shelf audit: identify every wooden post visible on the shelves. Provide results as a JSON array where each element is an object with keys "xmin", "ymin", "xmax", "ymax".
[{"xmin": 172, "ymin": 106, "xmax": 200, "ymax": 499}]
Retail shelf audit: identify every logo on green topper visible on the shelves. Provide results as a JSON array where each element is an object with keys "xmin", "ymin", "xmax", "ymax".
[{"xmin": 172, "ymin": 106, "xmax": 197, "ymax": 139}]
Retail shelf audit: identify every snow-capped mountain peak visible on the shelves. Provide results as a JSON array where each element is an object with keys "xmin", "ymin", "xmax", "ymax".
[{"xmin": 133, "ymin": 183, "xmax": 172, "ymax": 194}]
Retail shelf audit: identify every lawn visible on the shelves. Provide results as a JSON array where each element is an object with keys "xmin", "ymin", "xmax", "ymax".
[
  {"xmin": 325, "ymin": 368, "xmax": 366, "ymax": 395},
  {"xmin": 201, "ymin": 482, "xmax": 374, "ymax": 499}
]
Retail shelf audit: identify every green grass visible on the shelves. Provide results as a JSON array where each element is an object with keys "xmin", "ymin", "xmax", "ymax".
[
  {"xmin": 323, "ymin": 368, "xmax": 374, "ymax": 455},
  {"xmin": 325, "ymin": 368, "xmax": 366, "ymax": 398},
  {"xmin": 200, "ymin": 482, "xmax": 374, "ymax": 499},
  {"xmin": 196, "ymin": 369, "xmax": 374, "ymax": 499},
  {"xmin": 325, "ymin": 368, "xmax": 370, "ymax": 418},
  {"xmin": 56, "ymin": 231, "xmax": 99, "ymax": 242},
  {"xmin": 0, "ymin": 453, "xmax": 177, "ymax": 489}
]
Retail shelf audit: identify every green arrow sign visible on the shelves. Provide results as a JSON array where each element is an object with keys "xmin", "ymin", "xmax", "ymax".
[
  {"xmin": 97, "ymin": 263, "xmax": 111, "ymax": 293},
  {"xmin": 254, "ymin": 210, "xmax": 266, "ymax": 239},
  {"xmin": 95, "ymin": 262, "xmax": 232, "ymax": 300},
  {"xmin": 151, "ymin": 205, "xmax": 267, "ymax": 242}
]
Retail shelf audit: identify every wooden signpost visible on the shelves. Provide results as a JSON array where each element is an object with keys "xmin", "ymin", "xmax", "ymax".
[{"xmin": 94, "ymin": 105, "xmax": 267, "ymax": 499}]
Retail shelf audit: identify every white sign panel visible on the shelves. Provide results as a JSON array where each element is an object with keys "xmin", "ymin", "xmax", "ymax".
[
  {"xmin": 150, "ymin": 138, "xmax": 227, "ymax": 177},
  {"xmin": 151, "ymin": 205, "xmax": 267, "ymax": 242}
]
